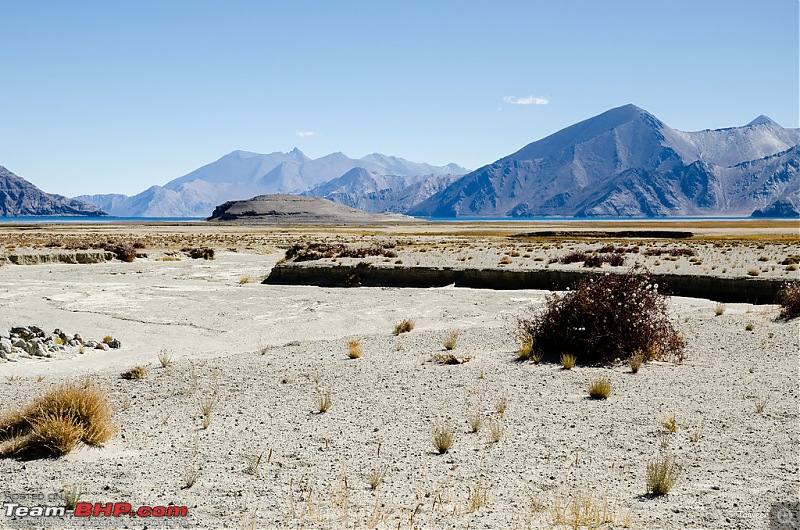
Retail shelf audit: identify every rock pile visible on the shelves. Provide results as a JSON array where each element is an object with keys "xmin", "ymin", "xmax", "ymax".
[{"xmin": 0, "ymin": 326, "xmax": 121, "ymax": 362}]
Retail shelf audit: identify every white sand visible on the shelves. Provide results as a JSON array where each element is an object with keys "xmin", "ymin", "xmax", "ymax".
[{"xmin": 0, "ymin": 241, "xmax": 798, "ymax": 529}]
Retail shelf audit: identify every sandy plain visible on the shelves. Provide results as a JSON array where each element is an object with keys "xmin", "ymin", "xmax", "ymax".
[{"xmin": 0, "ymin": 220, "xmax": 797, "ymax": 530}]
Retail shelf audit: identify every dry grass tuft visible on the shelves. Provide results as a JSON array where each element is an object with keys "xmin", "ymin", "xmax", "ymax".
[
  {"xmin": 549, "ymin": 492, "xmax": 618, "ymax": 528},
  {"xmin": 0, "ymin": 380, "xmax": 116, "ymax": 458},
  {"xmin": 714, "ymin": 302, "xmax": 726, "ymax": 316},
  {"xmin": 754, "ymin": 395, "xmax": 769, "ymax": 413},
  {"xmin": 587, "ymin": 377, "xmax": 612, "ymax": 399},
  {"xmin": 121, "ymin": 365, "xmax": 148, "ymax": 380},
  {"xmin": 367, "ymin": 464, "xmax": 388, "ymax": 490},
  {"xmin": 198, "ymin": 393, "xmax": 217, "ymax": 429},
  {"xmin": 467, "ymin": 409, "xmax": 484, "ymax": 433},
  {"xmin": 495, "ymin": 396, "xmax": 509, "ymax": 417},
  {"xmin": 646, "ymin": 455, "xmax": 682, "ymax": 496},
  {"xmin": 244, "ymin": 451, "xmax": 264, "ymax": 475},
  {"xmin": 393, "ymin": 318, "xmax": 415, "ymax": 335},
  {"xmin": 659, "ymin": 413, "xmax": 677, "ymax": 433},
  {"xmin": 347, "ymin": 339, "xmax": 363, "ymax": 359},
  {"xmin": 516, "ymin": 331, "xmax": 534, "ymax": 361},
  {"xmin": 560, "ymin": 353, "xmax": 576, "ymax": 370},
  {"xmin": 157, "ymin": 349, "xmax": 173, "ymax": 368},
  {"xmin": 487, "ymin": 418, "xmax": 504, "ymax": 443},
  {"xmin": 467, "ymin": 477, "xmax": 488, "ymax": 512},
  {"xmin": 315, "ymin": 386, "xmax": 332, "ymax": 413},
  {"xmin": 432, "ymin": 421, "xmax": 455, "ymax": 454},
  {"xmin": 442, "ymin": 330, "xmax": 460, "ymax": 351}
]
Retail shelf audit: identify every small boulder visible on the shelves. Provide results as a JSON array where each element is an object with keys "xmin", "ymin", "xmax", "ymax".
[
  {"xmin": 95, "ymin": 343, "xmax": 108, "ymax": 351},
  {"xmin": 107, "ymin": 338, "xmax": 122, "ymax": 349}
]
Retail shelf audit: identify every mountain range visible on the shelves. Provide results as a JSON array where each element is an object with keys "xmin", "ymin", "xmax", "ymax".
[
  {"xmin": 3, "ymin": 104, "xmax": 798, "ymax": 218},
  {"xmin": 76, "ymin": 150, "xmax": 467, "ymax": 217},
  {"xmin": 410, "ymin": 105, "xmax": 799, "ymax": 217},
  {"xmin": 0, "ymin": 165, "xmax": 106, "ymax": 217}
]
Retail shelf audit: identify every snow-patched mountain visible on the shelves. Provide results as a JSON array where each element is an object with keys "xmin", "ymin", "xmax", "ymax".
[
  {"xmin": 80, "ymin": 149, "xmax": 467, "ymax": 217},
  {"xmin": 0, "ymin": 166, "xmax": 107, "ymax": 217},
  {"xmin": 409, "ymin": 104, "xmax": 799, "ymax": 218},
  {"xmin": 303, "ymin": 167, "xmax": 462, "ymax": 213}
]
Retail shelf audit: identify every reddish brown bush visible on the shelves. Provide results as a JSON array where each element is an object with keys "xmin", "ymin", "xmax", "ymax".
[
  {"xmin": 777, "ymin": 283, "xmax": 800, "ymax": 320},
  {"xmin": 518, "ymin": 267, "xmax": 684, "ymax": 365}
]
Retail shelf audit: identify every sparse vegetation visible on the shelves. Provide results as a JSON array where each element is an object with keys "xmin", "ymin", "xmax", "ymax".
[
  {"xmin": 646, "ymin": 455, "xmax": 682, "ymax": 496},
  {"xmin": 184, "ymin": 247, "xmax": 215, "ymax": 260},
  {"xmin": 198, "ymin": 393, "xmax": 217, "ymax": 429},
  {"xmin": 432, "ymin": 421, "xmax": 454, "ymax": 454},
  {"xmin": 777, "ymin": 283, "xmax": 800, "ymax": 320},
  {"xmin": 487, "ymin": 418, "xmax": 504, "ymax": 443},
  {"xmin": 754, "ymin": 395, "xmax": 769, "ymax": 413},
  {"xmin": 587, "ymin": 377, "xmax": 612, "ymax": 399},
  {"xmin": 714, "ymin": 302, "xmax": 726, "ymax": 316},
  {"xmin": 467, "ymin": 477, "xmax": 488, "ymax": 512},
  {"xmin": 659, "ymin": 413, "xmax": 677, "ymax": 433},
  {"xmin": 121, "ymin": 365, "xmax": 148, "ymax": 380},
  {"xmin": 467, "ymin": 409, "xmax": 484, "ymax": 433},
  {"xmin": 393, "ymin": 318, "xmax": 415, "ymax": 335},
  {"xmin": 549, "ymin": 492, "xmax": 618, "ymax": 528},
  {"xmin": 516, "ymin": 331, "xmax": 534, "ymax": 360},
  {"xmin": 315, "ymin": 386, "xmax": 332, "ymax": 413},
  {"xmin": 560, "ymin": 353, "xmax": 576, "ymax": 370},
  {"xmin": 347, "ymin": 339, "xmax": 363, "ymax": 359},
  {"xmin": 745, "ymin": 323, "xmax": 754, "ymax": 331},
  {"xmin": 244, "ymin": 451, "xmax": 264, "ymax": 475},
  {"xmin": 284, "ymin": 242, "xmax": 397, "ymax": 262},
  {"xmin": 182, "ymin": 465, "xmax": 200, "ymax": 489},
  {"xmin": 442, "ymin": 330, "xmax": 459, "ymax": 350},
  {"xmin": 62, "ymin": 484, "xmax": 83, "ymax": 510},
  {"xmin": 0, "ymin": 379, "xmax": 116, "ymax": 457},
  {"xmin": 518, "ymin": 267, "xmax": 685, "ymax": 365},
  {"xmin": 367, "ymin": 464, "xmax": 388, "ymax": 490},
  {"xmin": 157, "ymin": 349, "xmax": 173, "ymax": 368}
]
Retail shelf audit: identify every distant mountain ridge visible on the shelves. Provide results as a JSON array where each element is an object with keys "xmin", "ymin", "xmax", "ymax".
[
  {"xmin": 77, "ymin": 149, "xmax": 468, "ymax": 217},
  {"xmin": 0, "ymin": 166, "xmax": 106, "ymax": 217},
  {"xmin": 410, "ymin": 104, "xmax": 799, "ymax": 218}
]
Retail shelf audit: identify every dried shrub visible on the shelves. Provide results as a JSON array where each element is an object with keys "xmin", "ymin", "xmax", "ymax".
[
  {"xmin": 284, "ymin": 242, "xmax": 397, "ymax": 262},
  {"xmin": 644, "ymin": 247, "xmax": 696, "ymax": 257},
  {"xmin": 777, "ymin": 283, "xmax": 800, "ymax": 320},
  {"xmin": 518, "ymin": 267, "xmax": 684, "ymax": 365},
  {"xmin": 93, "ymin": 242, "xmax": 136, "ymax": 262},
  {"xmin": 393, "ymin": 318, "xmax": 415, "ymax": 335},
  {"xmin": 347, "ymin": 339, "xmax": 363, "ymax": 359},
  {"xmin": 121, "ymin": 365, "xmax": 148, "ymax": 380},
  {"xmin": 0, "ymin": 380, "xmax": 116, "ymax": 458},
  {"xmin": 184, "ymin": 247, "xmax": 215, "ymax": 260},
  {"xmin": 443, "ymin": 330, "xmax": 459, "ymax": 351}
]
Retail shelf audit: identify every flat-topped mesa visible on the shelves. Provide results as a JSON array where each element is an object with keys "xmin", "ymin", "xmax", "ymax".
[{"xmin": 207, "ymin": 194, "xmax": 414, "ymax": 223}]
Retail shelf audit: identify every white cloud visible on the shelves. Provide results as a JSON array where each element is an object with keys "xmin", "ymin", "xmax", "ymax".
[
  {"xmin": 503, "ymin": 96, "xmax": 549, "ymax": 105},
  {"xmin": 296, "ymin": 131, "xmax": 317, "ymax": 137}
]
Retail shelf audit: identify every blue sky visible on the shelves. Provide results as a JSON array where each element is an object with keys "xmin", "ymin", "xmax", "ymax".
[{"xmin": 1, "ymin": 0, "xmax": 797, "ymax": 196}]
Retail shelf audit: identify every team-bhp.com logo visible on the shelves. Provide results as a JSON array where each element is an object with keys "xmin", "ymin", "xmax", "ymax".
[{"xmin": 4, "ymin": 502, "xmax": 188, "ymax": 519}]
